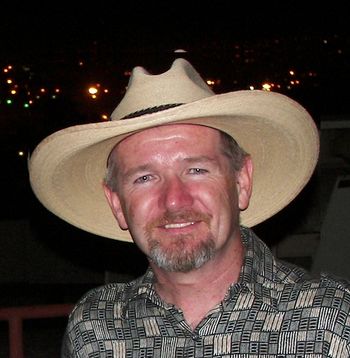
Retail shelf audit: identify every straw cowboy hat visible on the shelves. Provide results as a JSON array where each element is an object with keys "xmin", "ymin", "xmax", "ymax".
[{"xmin": 29, "ymin": 58, "xmax": 319, "ymax": 242}]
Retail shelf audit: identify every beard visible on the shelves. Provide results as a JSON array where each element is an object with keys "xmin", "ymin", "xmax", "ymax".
[{"xmin": 145, "ymin": 210, "xmax": 216, "ymax": 272}]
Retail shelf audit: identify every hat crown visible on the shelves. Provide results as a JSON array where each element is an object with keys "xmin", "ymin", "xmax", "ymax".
[{"xmin": 111, "ymin": 58, "xmax": 215, "ymax": 120}]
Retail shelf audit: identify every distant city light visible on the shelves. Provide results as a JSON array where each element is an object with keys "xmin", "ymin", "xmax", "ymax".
[
  {"xmin": 262, "ymin": 83, "xmax": 272, "ymax": 91},
  {"xmin": 0, "ymin": 35, "xmax": 346, "ymax": 114},
  {"xmin": 88, "ymin": 87, "xmax": 98, "ymax": 95}
]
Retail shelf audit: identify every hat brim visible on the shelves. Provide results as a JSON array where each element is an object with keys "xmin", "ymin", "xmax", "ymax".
[{"xmin": 29, "ymin": 90, "xmax": 319, "ymax": 242}]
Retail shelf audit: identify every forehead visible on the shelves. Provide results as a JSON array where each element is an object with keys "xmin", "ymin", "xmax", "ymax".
[{"xmin": 115, "ymin": 124, "xmax": 222, "ymax": 152}]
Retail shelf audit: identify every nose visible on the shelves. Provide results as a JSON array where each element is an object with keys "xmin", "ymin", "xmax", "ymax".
[{"xmin": 159, "ymin": 175, "xmax": 194, "ymax": 211}]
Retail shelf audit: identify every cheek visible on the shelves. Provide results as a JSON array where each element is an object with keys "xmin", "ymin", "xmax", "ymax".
[
  {"xmin": 122, "ymin": 193, "xmax": 156, "ymax": 229},
  {"xmin": 205, "ymin": 179, "xmax": 238, "ymax": 207}
]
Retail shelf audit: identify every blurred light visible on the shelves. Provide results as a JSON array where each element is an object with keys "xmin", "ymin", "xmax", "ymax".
[
  {"xmin": 6, "ymin": 99, "xmax": 12, "ymax": 104},
  {"xmin": 24, "ymin": 103, "xmax": 29, "ymax": 108},
  {"xmin": 18, "ymin": 151, "xmax": 24, "ymax": 156},
  {"xmin": 40, "ymin": 88, "xmax": 46, "ymax": 93},
  {"xmin": 262, "ymin": 83, "xmax": 272, "ymax": 91},
  {"xmin": 101, "ymin": 114, "xmax": 108, "ymax": 121},
  {"xmin": 54, "ymin": 88, "xmax": 60, "ymax": 93},
  {"xmin": 91, "ymin": 94, "xmax": 97, "ymax": 99},
  {"xmin": 249, "ymin": 86, "xmax": 255, "ymax": 90},
  {"xmin": 289, "ymin": 70, "xmax": 295, "ymax": 76},
  {"xmin": 10, "ymin": 90, "xmax": 16, "ymax": 94},
  {"xmin": 3, "ymin": 65, "xmax": 12, "ymax": 73},
  {"xmin": 88, "ymin": 87, "xmax": 98, "ymax": 95},
  {"xmin": 6, "ymin": 79, "xmax": 13, "ymax": 84},
  {"xmin": 103, "ymin": 89, "xmax": 109, "ymax": 93}
]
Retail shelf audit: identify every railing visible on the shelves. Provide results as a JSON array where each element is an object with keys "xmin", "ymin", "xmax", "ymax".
[{"xmin": 0, "ymin": 303, "xmax": 74, "ymax": 358}]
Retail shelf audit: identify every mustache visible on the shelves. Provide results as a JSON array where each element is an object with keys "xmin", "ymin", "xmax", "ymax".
[{"xmin": 146, "ymin": 210, "xmax": 211, "ymax": 230}]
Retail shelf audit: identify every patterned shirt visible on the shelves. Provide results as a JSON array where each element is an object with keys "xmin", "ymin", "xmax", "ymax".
[{"xmin": 62, "ymin": 227, "xmax": 350, "ymax": 357}]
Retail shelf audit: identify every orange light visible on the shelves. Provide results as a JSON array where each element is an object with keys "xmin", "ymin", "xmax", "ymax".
[{"xmin": 88, "ymin": 87, "xmax": 98, "ymax": 95}]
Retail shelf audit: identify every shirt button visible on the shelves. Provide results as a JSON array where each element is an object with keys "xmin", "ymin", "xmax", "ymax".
[{"xmin": 192, "ymin": 334, "xmax": 201, "ymax": 341}]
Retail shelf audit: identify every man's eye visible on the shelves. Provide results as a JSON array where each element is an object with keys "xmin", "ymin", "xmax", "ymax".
[
  {"xmin": 134, "ymin": 175, "xmax": 152, "ymax": 184},
  {"xmin": 188, "ymin": 168, "xmax": 208, "ymax": 175}
]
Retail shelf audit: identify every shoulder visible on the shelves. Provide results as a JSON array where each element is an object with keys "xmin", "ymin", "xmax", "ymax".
[
  {"xmin": 67, "ymin": 278, "xmax": 142, "ymax": 324},
  {"xmin": 76, "ymin": 281, "xmax": 131, "ymax": 303},
  {"xmin": 275, "ymin": 262, "xmax": 350, "ymax": 310},
  {"xmin": 274, "ymin": 258, "xmax": 350, "ymax": 299},
  {"xmin": 312, "ymin": 272, "xmax": 350, "ymax": 303},
  {"xmin": 273, "ymin": 257, "xmax": 310, "ymax": 284}
]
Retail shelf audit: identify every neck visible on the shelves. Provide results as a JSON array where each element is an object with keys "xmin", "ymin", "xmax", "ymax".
[{"xmin": 151, "ymin": 234, "xmax": 245, "ymax": 330}]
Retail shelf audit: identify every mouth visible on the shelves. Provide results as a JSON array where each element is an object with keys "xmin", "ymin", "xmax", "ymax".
[
  {"xmin": 164, "ymin": 222, "xmax": 195, "ymax": 229},
  {"xmin": 146, "ymin": 210, "xmax": 211, "ymax": 236}
]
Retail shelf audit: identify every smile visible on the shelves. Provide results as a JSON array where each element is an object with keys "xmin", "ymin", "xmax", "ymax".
[{"xmin": 164, "ymin": 222, "xmax": 195, "ymax": 229}]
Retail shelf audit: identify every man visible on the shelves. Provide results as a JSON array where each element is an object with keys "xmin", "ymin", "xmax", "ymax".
[{"xmin": 29, "ymin": 59, "xmax": 350, "ymax": 357}]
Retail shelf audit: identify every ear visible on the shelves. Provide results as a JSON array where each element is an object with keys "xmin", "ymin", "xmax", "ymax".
[
  {"xmin": 103, "ymin": 184, "xmax": 128, "ymax": 230},
  {"xmin": 236, "ymin": 156, "xmax": 253, "ymax": 211}
]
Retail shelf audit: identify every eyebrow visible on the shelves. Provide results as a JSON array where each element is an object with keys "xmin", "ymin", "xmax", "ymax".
[
  {"xmin": 122, "ymin": 164, "xmax": 154, "ymax": 182},
  {"xmin": 183, "ymin": 155, "xmax": 218, "ymax": 164}
]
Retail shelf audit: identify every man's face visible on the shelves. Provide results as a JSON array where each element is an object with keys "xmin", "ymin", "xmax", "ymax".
[{"xmin": 104, "ymin": 124, "xmax": 252, "ymax": 272}]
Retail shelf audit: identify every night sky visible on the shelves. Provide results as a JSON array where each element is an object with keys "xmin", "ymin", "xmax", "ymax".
[{"xmin": 2, "ymin": 1, "xmax": 349, "ymax": 60}]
